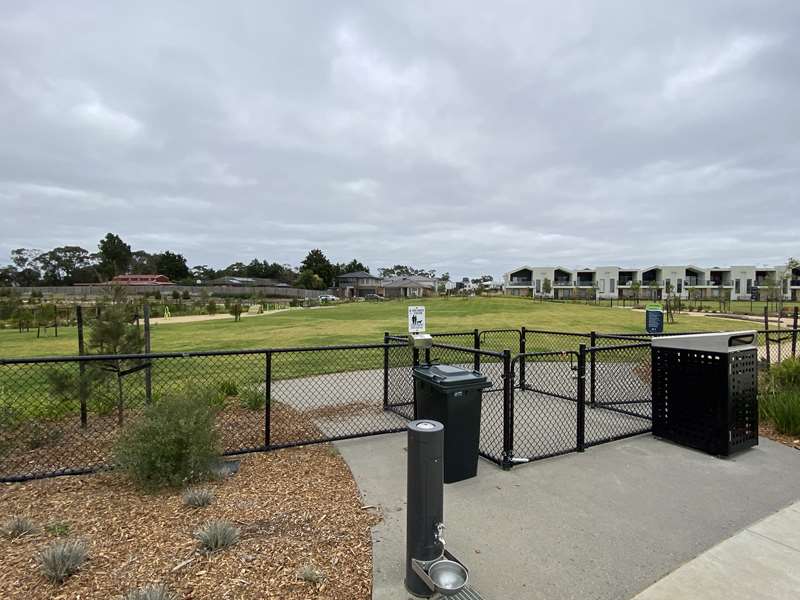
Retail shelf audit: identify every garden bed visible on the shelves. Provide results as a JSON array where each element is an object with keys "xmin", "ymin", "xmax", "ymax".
[{"xmin": 0, "ymin": 443, "xmax": 379, "ymax": 599}]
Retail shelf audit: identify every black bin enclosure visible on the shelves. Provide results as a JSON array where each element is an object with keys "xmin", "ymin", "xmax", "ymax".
[
  {"xmin": 413, "ymin": 364, "xmax": 490, "ymax": 483},
  {"xmin": 652, "ymin": 331, "xmax": 758, "ymax": 456}
]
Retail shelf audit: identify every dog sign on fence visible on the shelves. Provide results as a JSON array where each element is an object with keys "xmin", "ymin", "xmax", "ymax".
[{"xmin": 408, "ymin": 306, "xmax": 426, "ymax": 333}]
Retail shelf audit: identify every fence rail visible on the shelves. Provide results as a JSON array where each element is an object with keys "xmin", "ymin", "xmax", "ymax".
[{"xmin": 2, "ymin": 326, "xmax": 797, "ymax": 481}]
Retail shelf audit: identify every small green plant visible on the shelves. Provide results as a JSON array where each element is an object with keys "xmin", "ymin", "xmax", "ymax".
[
  {"xmin": 123, "ymin": 583, "xmax": 176, "ymax": 600},
  {"xmin": 206, "ymin": 300, "xmax": 217, "ymax": 315},
  {"xmin": 298, "ymin": 564, "xmax": 325, "ymax": 584},
  {"xmin": 182, "ymin": 488, "xmax": 214, "ymax": 508},
  {"xmin": 181, "ymin": 290, "xmax": 191, "ymax": 300},
  {"xmin": 114, "ymin": 386, "xmax": 220, "ymax": 489},
  {"xmin": 2, "ymin": 516, "xmax": 37, "ymax": 538},
  {"xmin": 217, "ymin": 380, "xmax": 238, "ymax": 398},
  {"xmin": 239, "ymin": 386, "xmax": 266, "ymax": 411},
  {"xmin": 45, "ymin": 521, "xmax": 71, "ymax": 537},
  {"xmin": 38, "ymin": 539, "xmax": 87, "ymax": 584},
  {"xmin": 195, "ymin": 520, "xmax": 239, "ymax": 552}
]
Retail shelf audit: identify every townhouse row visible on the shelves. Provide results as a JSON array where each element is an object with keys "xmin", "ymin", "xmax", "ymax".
[{"xmin": 503, "ymin": 265, "xmax": 800, "ymax": 301}]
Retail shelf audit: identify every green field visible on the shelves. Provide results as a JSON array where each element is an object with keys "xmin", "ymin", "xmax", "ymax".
[{"xmin": 0, "ymin": 296, "xmax": 755, "ymax": 359}]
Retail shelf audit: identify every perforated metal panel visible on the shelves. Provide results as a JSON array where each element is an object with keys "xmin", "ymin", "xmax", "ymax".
[{"xmin": 652, "ymin": 347, "xmax": 757, "ymax": 455}]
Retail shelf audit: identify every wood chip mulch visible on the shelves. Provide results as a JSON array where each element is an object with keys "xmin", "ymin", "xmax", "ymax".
[
  {"xmin": 0, "ymin": 444, "xmax": 380, "ymax": 599},
  {"xmin": 759, "ymin": 422, "xmax": 800, "ymax": 450}
]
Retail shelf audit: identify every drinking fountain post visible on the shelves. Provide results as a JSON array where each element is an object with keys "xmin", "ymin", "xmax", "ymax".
[{"xmin": 405, "ymin": 419, "xmax": 445, "ymax": 597}]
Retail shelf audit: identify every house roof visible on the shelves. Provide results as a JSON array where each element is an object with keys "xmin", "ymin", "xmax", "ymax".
[{"xmin": 382, "ymin": 276, "xmax": 436, "ymax": 288}]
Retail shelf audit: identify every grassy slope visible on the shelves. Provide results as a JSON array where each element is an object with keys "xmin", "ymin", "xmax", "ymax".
[{"xmin": 0, "ymin": 296, "xmax": 755, "ymax": 359}]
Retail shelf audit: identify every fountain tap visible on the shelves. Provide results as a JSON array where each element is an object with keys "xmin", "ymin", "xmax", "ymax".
[{"xmin": 434, "ymin": 522, "xmax": 446, "ymax": 547}]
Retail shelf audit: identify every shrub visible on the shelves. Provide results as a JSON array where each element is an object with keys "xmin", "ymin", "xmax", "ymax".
[
  {"xmin": 181, "ymin": 290, "xmax": 191, "ymax": 300},
  {"xmin": 123, "ymin": 584, "xmax": 176, "ymax": 600},
  {"xmin": 114, "ymin": 387, "xmax": 220, "ymax": 489},
  {"xmin": 195, "ymin": 520, "xmax": 239, "ymax": 552},
  {"xmin": 27, "ymin": 422, "xmax": 64, "ymax": 450},
  {"xmin": 2, "ymin": 516, "xmax": 37, "ymax": 538},
  {"xmin": 182, "ymin": 488, "xmax": 214, "ymax": 508},
  {"xmin": 760, "ymin": 358, "xmax": 800, "ymax": 436},
  {"xmin": 206, "ymin": 300, "xmax": 217, "ymax": 315},
  {"xmin": 217, "ymin": 380, "xmax": 238, "ymax": 398},
  {"xmin": 171, "ymin": 290, "xmax": 181, "ymax": 300},
  {"xmin": 239, "ymin": 386, "xmax": 266, "ymax": 411},
  {"xmin": 38, "ymin": 539, "xmax": 87, "ymax": 584}
]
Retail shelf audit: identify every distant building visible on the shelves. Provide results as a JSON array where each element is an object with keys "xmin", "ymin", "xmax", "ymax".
[
  {"xmin": 334, "ymin": 271, "xmax": 384, "ymax": 298},
  {"xmin": 111, "ymin": 274, "xmax": 173, "ymax": 286},
  {"xmin": 382, "ymin": 276, "xmax": 438, "ymax": 298},
  {"xmin": 204, "ymin": 276, "xmax": 288, "ymax": 287}
]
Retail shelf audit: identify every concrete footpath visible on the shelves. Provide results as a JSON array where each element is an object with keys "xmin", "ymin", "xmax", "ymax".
[
  {"xmin": 335, "ymin": 434, "xmax": 800, "ymax": 600},
  {"xmin": 633, "ymin": 501, "xmax": 800, "ymax": 599}
]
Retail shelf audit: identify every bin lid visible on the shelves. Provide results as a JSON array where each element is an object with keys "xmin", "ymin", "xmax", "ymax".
[
  {"xmin": 651, "ymin": 331, "xmax": 756, "ymax": 352},
  {"xmin": 413, "ymin": 364, "xmax": 490, "ymax": 389}
]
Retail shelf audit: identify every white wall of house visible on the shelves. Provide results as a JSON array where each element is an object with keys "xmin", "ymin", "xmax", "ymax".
[{"xmin": 504, "ymin": 263, "xmax": 794, "ymax": 301}]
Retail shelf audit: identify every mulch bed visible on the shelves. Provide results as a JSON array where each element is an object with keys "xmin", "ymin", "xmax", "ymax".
[
  {"xmin": 759, "ymin": 422, "xmax": 800, "ymax": 450},
  {"xmin": 0, "ymin": 444, "xmax": 380, "ymax": 599},
  {"xmin": 1, "ymin": 401, "xmax": 328, "ymax": 480}
]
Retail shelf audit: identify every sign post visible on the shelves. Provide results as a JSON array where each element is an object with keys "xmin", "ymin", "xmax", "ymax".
[
  {"xmin": 408, "ymin": 306, "xmax": 426, "ymax": 333},
  {"xmin": 645, "ymin": 303, "xmax": 664, "ymax": 334}
]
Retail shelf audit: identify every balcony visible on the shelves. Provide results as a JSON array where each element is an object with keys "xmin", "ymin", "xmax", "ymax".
[
  {"xmin": 509, "ymin": 279, "xmax": 532, "ymax": 286},
  {"xmin": 791, "ymin": 280, "xmax": 800, "ymax": 287},
  {"xmin": 553, "ymin": 279, "xmax": 572, "ymax": 287}
]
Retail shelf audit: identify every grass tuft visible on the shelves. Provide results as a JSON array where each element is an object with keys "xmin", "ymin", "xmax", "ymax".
[
  {"xmin": 2, "ymin": 516, "xmax": 37, "ymax": 538},
  {"xmin": 298, "ymin": 564, "xmax": 325, "ymax": 584},
  {"xmin": 195, "ymin": 520, "xmax": 239, "ymax": 552},
  {"xmin": 37, "ymin": 539, "xmax": 87, "ymax": 584},
  {"xmin": 182, "ymin": 487, "xmax": 214, "ymax": 508}
]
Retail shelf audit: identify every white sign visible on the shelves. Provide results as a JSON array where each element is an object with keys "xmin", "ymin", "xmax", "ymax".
[{"xmin": 408, "ymin": 305, "xmax": 426, "ymax": 333}]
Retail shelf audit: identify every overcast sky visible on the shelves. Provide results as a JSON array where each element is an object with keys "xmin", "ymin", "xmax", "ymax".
[{"xmin": 1, "ymin": 1, "xmax": 798, "ymax": 278}]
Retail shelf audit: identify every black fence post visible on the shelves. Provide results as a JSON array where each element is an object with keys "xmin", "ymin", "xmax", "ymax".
[
  {"xmin": 502, "ymin": 349, "xmax": 513, "ymax": 469},
  {"xmin": 473, "ymin": 328, "xmax": 481, "ymax": 372},
  {"xmin": 589, "ymin": 331, "xmax": 597, "ymax": 407},
  {"xmin": 764, "ymin": 307, "xmax": 771, "ymax": 367},
  {"xmin": 76, "ymin": 305, "xmax": 87, "ymax": 429},
  {"xmin": 792, "ymin": 307, "xmax": 798, "ymax": 358},
  {"xmin": 143, "ymin": 303, "xmax": 152, "ymax": 405},
  {"xmin": 519, "ymin": 327, "xmax": 526, "ymax": 390},
  {"xmin": 577, "ymin": 346, "xmax": 586, "ymax": 452},
  {"xmin": 264, "ymin": 351, "xmax": 272, "ymax": 448},
  {"xmin": 383, "ymin": 332, "xmax": 389, "ymax": 410}
]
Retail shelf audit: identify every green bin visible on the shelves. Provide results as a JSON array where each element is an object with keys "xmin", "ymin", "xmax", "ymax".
[{"xmin": 413, "ymin": 364, "xmax": 490, "ymax": 483}]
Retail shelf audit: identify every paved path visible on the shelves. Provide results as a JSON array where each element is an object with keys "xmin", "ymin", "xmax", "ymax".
[
  {"xmin": 633, "ymin": 501, "xmax": 800, "ymax": 599},
  {"xmin": 335, "ymin": 433, "xmax": 800, "ymax": 600}
]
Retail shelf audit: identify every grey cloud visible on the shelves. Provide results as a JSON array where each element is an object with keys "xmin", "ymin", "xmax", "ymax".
[{"xmin": 1, "ymin": 0, "xmax": 798, "ymax": 277}]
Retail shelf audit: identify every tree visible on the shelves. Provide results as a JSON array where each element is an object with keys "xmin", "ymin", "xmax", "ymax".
[
  {"xmin": 192, "ymin": 265, "xmax": 217, "ymax": 282},
  {"xmin": 648, "ymin": 280, "xmax": 659, "ymax": 301},
  {"xmin": 35, "ymin": 246, "xmax": 93, "ymax": 285},
  {"xmin": 155, "ymin": 251, "xmax": 190, "ymax": 282},
  {"xmin": 542, "ymin": 278, "xmax": 552, "ymax": 298},
  {"xmin": 379, "ymin": 265, "xmax": 435, "ymax": 278},
  {"xmin": 334, "ymin": 259, "xmax": 370, "ymax": 277},
  {"xmin": 130, "ymin": 251, "xmax": 159, "ymax": 275},
  {"xmin": 630, "ymin": 281, "xmax": 641, "ymax": 304},
  {"xmin": 296, "ymin": 269, "xmax": 326, "ymax": 290},
  {"xmin": 301, "ymin": 249, "xmax": 335, "ymax": 287},
  {"xmin": 97, "ymin": 233, "xmax": 132, "ymax": 280}
]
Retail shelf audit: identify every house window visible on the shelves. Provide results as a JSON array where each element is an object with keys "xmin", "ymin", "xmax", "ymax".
[
  {"xmin": 735, "ymin": 279, "xmax": 741, "ymax": 294},
  {"xmin": 746, "ymin": 279, "xmax": 752, "ymax": 293},
  {"xmin": 610, "ymin": 278, "xmax": 615, "ymax": 293},
  {"xmin": 677, "ymin": 278, "xmax": 683, "ymax": 293},
  {"xmin": 535, "ymin": 279, "xmax": 541, "ymax": 292},
  {"xmin": 599, "ymin": 279, "xmax": 605, "ymax": 292}
]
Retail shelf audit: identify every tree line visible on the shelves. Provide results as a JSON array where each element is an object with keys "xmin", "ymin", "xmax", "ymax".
[{"xmin": 0, "ymin": 233, "xmax": 439, "ymax": 290}]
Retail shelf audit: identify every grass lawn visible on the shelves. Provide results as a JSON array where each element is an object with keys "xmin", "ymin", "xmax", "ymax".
[{"xmin": 0, "ymin": 296, "xmax": 755, "ymax": 359}]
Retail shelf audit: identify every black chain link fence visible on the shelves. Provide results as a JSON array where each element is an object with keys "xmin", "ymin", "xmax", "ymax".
[{"xmin": 3, "ymin": 326, "xmax": 797, "ymax": 481}]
